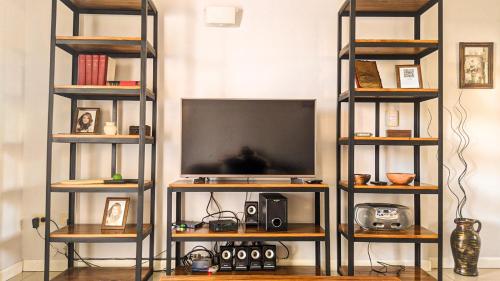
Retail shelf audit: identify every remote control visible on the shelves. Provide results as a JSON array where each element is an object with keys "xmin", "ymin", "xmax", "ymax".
[
  {"xmin": 370, "ymin": 181, "xmax": 388, "ymax": 186},
  {"xmin": 305, "ymin": 179, "xmax": 323, "ymax": 184}
]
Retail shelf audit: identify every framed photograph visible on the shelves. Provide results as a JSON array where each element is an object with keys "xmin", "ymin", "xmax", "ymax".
[
  {"xmin": 73, "ymin": 107, "xmax": 100, "ymax": 134},
  {"xmin": 355, "ymin": 60, "xmax": 383, "ymax": 88},
  {"xmin": 396, "ymin": 65, "xmax": 423, "ymax": 89},
  {"xmin": 101, "ymin": 197, "xmax": 130, "ymax": 230},
  {"xmin": 460, "ymin": 42, "xmax": 494, "ymax": 89}
]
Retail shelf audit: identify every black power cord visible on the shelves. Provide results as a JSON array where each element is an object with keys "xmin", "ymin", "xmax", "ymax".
[
  {"xmin": 33, "ymin": 217, "xmax": 169, "ymax": 269},
  {"xmin": 278, "ymin": 242, "xmax": 290, "ymax": 259},
  {"xmin": 367, "ymin": 243, "xmax": 405, "ymax": 276}
]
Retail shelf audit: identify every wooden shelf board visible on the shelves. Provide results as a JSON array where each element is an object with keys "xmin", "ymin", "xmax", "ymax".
[
  {"xmin": 54, "ymin": 85, "xmax": 155, "ymax": 100},
  {"xmin": 66, "ymin": 0, "xmax": 154, "ymax": 12},
  {"xmin": 56, "ymin": 36, "xmax": 155, "ymax": 57},
  {"xmin": 339, "ymin": 224, "xmax": 438, "ymax": 240},
  {"xmin": 339, "ymin": 181, "xmax": 438, "ymax": 191},
  {"xmin": 339, "ymin": 137, "xmax": 438, "ymax": 146},
  {"xmin": 173, "ymin": 223, "xmax": 325, "ymax": 239},
  {"xmin": 342, "ymin": 0, "xmax": 435, "ymax": 14},
  {"xmin": 339, "ymin": 88, "xmax": 439, "ymax": 102},
  {"xmin": 169, "ymin": 180, "xmax": 328, "ymax": 189},
  {"xmin": 51, "ymin": 267, "xmax": 150, "ymax": 281},
  {"xmin": 339, "ymin": 39, "xmax": 438, "ymax": 59},
  {"xmin": 166, "ymin": 266, "xmax": 396, "ymax": 280},
  {"xmin": 339, "ymin": 266, "xmax": 435, "ymax": 281},
  {"xmin": 51, "ymin": 134, "xmax": 154, "ymax": 144},
  {"xmin": 50, "ymin": 224, "xmax": 152, "ymax": 239},
  {"xmin": 354, "ymin": 88, "xmax": 437, "ymax": 93},
  {"xmin": 51, "ymin": 180, "xmax": 152, "ymax": 191}
]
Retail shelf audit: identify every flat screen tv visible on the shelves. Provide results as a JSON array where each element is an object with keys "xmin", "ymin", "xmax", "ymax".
[{"xmin": 181, "ymin": 99, "xmax": 316, "ymax": 178}]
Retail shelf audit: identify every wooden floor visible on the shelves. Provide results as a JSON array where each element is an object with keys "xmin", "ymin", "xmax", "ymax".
[{"xmin": 11, "ymin": 269, "xmax": 500, "ymax": 281}]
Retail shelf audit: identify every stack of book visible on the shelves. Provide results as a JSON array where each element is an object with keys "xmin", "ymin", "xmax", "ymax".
[{"xmin": 77, "ymin": 54, "xmax": 116, "ymax": 85}]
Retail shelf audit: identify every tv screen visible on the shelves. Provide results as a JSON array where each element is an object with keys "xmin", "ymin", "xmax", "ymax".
[{"xmin": 181, "ymin": 99, "xmax": 315, "ymax": 177}]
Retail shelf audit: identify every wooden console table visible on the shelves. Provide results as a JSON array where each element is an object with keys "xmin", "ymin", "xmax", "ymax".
[{"xmin": 166, "ymin": 180, "xmax": 331, "ymax": 276}]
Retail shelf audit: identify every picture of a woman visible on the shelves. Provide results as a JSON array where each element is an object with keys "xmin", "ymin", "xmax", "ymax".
[
  {"xmin": 74, "ymin": 107, "xmax": 100, "ymax": 134},
  {"xmin": 102, "ymin": 197, "xmax": 130, "ymax": 230},
  {"xmin": 105, "ymin": 202, "xmax": 124, "ymax": 226}
]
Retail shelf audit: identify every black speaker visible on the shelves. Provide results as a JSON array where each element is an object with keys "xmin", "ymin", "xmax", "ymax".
[
  {"xmin": 219, "ymin": 246, "xmax": 233, "ymax": 271},
  {"xmin": 249, "ymin": 246, "xmax": 262, "ymax": 270},
  {"xmin": 262, "ymin": 245, "xmax": 277, "ymax": 270},
  {"xmin": 234, "ymin": 246, "xmax": 249, "ymax": 271},
  {"xmin": 244, "ymin": 201, "xmax": 259, "ymax": 227},
  {"xmin": 259, "ymin": 193, "xmax": 288, "ymax": 231}
]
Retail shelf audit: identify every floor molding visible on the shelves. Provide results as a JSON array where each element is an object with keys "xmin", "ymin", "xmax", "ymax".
[
  {"xmin": 0, "ymin": 261, "xmax": 23, "ymax": 281},
  {"xmin": 431, "ymin": 257, "xmax": 500, "ymax": 269}
]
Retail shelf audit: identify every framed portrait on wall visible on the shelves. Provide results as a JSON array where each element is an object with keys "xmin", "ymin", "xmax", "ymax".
[
  {"xmin": 460, "ymin": 42, "xmax": 494, "ymax": 89},
  {"xmin": 101, "ymin": 197, "xmax": 130, "ymax": 230},
  {"xmin": 73, "ymin": 107, "xmax": 100, "ymax": 134},
  {"xmin": 396, "ymin": 65, "xmax": 423, "ymax": 89}
]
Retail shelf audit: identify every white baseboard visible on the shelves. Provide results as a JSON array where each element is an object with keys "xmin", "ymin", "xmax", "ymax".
[
  {"xmin": 431, "ymin": 257, "xmax": 500, "ymax": 269},
  {"xmin": 0, "ymin": 262, "xmax": 23, "ymax": 281},
  {"xmin": 23, "ymin": 260, "xmax": 67, "ymax": 272}
]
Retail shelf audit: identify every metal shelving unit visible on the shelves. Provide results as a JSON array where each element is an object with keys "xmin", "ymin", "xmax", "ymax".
[
  {"xmin": 44, "ymin": 0, "xmax": 158, "ymax": 280},
  {"xmin": 165, "ymin": 180, "xmax": 332, "ymax": 276},
  {"xmin": 335, "ymin": 0, "xmax": 443, "ymax": 281}
]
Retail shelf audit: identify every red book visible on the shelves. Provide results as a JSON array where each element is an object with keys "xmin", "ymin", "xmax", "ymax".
[
  {"xmin": 77, "ymin": 55, "xmax": 86, "ymax": 85},
  {"xmin": 97, "ymin": 55, "xmax": 108, "ymax": 86},
  {"xmin": 119, "ymin": 81, "xmax": 140, "ymax": 86},
  {"xmin": 85, "ymin": 55, "xmax": 92, "ymax": 85},
  {"xmin": 91, "ymin": 55, "xmax": 100, "ymax": 85}
]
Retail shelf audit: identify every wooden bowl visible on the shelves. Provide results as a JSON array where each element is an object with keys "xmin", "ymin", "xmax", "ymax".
[
  {"xmin": 386, "ymin": 173, "xmax": 416, "ymax": 185},
  {"xmin": 354, "ymin": 174, "xmax": 371, "ymax": 185}
]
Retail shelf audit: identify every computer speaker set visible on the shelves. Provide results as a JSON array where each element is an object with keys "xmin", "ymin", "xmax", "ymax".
[
  {"xmin": 219, "ymin": 244, "xmax": 277, "ymax": 271},
  {"xmin": 245, "ymin": 193, "xmax": 288, "ymax": 232}
]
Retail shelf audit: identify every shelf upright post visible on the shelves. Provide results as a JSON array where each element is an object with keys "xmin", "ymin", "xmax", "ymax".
[
  {"xmin": 166, "ymin": 189, "xmax": 173, "ymax": 275},
  {"xmin": 67, "ymin": 8, "xmax": 80, "ymax": 269},
  {"xmin": 347, "ymin": 0, "xmax": 357, "ymax": 276},
  {"xmin": 324, "ymin": 188, "xmax": 331, "ymax": 275},
  {"xmin": 135, "ymin": 0, "xmax": 149, "ymax": 280},
  {"xmin": 437, "ymin": 1, "xmax": 444, "ymax": 280},
  {"xmin": 111, "ymin": 99, "xmax": 117, "ymax": 175},
  {"xmin": 44, "ymin": 1, "xmax": 58, "ymax": 280},
  {"xmin": 315, "ymin": 191, "xmax": 321, "ymax": 270},
  {"xmin": 413, "ymin": 13, "xmax": 422, "ymax": 270},
  {"xmin": 335, "ymin": 7, "xmax": 343, "ymax": 276},
  {"xmin": 374, "ymin": 102, "xmax": 380, "ymax": 181},
  {"xmin": 149, "ymin": 7, "xmax": 159, "ymax": 276}
]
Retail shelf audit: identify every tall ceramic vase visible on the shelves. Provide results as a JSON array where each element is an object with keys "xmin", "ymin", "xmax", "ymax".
[{"xmin": 451, "ymin": 218, "xmax": 481, "ymax": 276}]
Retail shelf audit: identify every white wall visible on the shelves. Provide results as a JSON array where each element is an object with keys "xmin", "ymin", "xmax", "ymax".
[
  {"xmin": 0, "ymin": 0, "xmax": 26, "ymax": 278},
  {"xmin": 11, "ymin": 0, "xmax": 500, "ymax": 271}
]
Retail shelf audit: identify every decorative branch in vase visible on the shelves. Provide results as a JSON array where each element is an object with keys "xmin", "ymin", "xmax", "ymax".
[{"xmin": 444, "ymin": 91, "xmax": 481, "ymax": 277}]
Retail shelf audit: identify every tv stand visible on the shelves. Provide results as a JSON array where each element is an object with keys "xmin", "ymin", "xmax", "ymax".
[
  {"xmin": 166, "ymin": 179, "xmax": 331, "ymax": 276},
  {"xmin": 193, "ymin": 177, "xmax": 209, "ymax": 184},
  {"xmin": 290, "ymin": 177, "xmax": 304, "ymax": 184}
]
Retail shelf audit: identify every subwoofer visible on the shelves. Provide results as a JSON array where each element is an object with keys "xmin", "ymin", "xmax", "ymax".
[
  {"xmin": 219, "ymin": 246, "xmax": 234, "ymax": 271},
  {"xmin": 259, "ymin": 193, "xmax": 287, "ymax": 231},
  {"xmin": 262, "ymin": 245, "xmax": 277, "ymax": 270},
  {"xmin": 245, "ymin": 201, "xmax": 259, "ymax": 227},
  {"xmin": 249, "ymin": 246, "xmax": 262, "ymax": 270},
  {"xmin": 234, "ymin": 246, "xmax": 249, "ymax": 271}
]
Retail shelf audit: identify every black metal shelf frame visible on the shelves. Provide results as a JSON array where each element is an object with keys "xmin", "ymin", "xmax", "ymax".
[
  {"xmin": 44, "ymin": 1, "xmax": 158, "ymax": 281},
  {"xmin": 335, "ymin": 0, "xmax": 443, "ymax": 281},
  {"xmin": 165, "ymin": 185, "xmax": 331, "ymax": 275}
]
